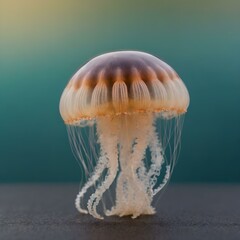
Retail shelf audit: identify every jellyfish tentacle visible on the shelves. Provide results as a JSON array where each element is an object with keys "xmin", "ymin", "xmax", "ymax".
[
  {"xmin": 106, "ymin": 137, "xmax": 131, "ymax": 216},
  {"xmin": 75, "ymin": 153, "xmax": 108, "ymax": 214},
  {"xmin": 141, "ymin": 118, "xmax": 172, "ymax": 197},
  {"xmin": 128, "ymin": 115, "xmax": 156, "ymax": 203},
  {"xmin": 87, "ymin": 158, "xmax": 118, "ymax": 219},
  {"xmin": 86, "ymin": 117, "xmax": 119, "ymax": 219},
  {"xmin": 130, "ymin": 136, "xmax": 151, "ymax": 200},
  {"xmin": 152, "ymin": 117, "xmax": 183, "ymax": 195},
  {"xmin": 153, "ymin": 165, "xmax": 171, "ymax": 195},
  {"xmin": 106, "ymin": 114, "xmax": 136, "ymax": 216},
  {"xmin": 147, "ymin": 124, "xmax": 165, "ymax": 191},
  {"xmin": 128, "ymin": 121, "xmax": 156, "ymax": 218},
  {"xmin": 107, "ymin": 113, "xmax": 155, "ymax": 218}
]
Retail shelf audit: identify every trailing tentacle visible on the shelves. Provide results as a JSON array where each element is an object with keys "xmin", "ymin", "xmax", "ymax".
[
  {"xmin": 87, "ymin": 159, "xmax": 118, "ymax": 219},
  {"xmin": 75, "ymin": 153, "xmax": 108, "ymax": 214}
]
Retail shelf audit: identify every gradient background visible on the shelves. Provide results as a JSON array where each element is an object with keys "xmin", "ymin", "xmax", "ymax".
[{"xmin": 0, "ymin": 0, "xmax": 239, "ymax": 183}]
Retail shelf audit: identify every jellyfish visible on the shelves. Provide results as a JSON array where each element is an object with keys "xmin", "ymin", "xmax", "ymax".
[{"xmin": 59, "ymin": 51, "xmax": 190, "ymax": 219}]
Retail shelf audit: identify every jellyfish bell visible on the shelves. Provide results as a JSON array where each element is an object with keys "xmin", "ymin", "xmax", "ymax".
[{"xmin": 59, "ymin": 51, "xmax": 190, "ymax": 219}]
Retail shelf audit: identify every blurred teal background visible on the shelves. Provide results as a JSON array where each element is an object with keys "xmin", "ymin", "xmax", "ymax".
[{"xmin": 0, "ymin": 0, "xmax": 239, "ymax": 182}]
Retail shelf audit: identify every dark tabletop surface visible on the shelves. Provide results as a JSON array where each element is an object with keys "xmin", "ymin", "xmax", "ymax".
[{"xmin": 0, "ymin": 184, "xmax": 239, "ymax": 240}]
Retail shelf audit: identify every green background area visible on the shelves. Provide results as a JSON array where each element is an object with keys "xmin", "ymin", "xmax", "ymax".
[{"xmin": 0, "ymin": 0, "xmax": 239, "ymax": 182}]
